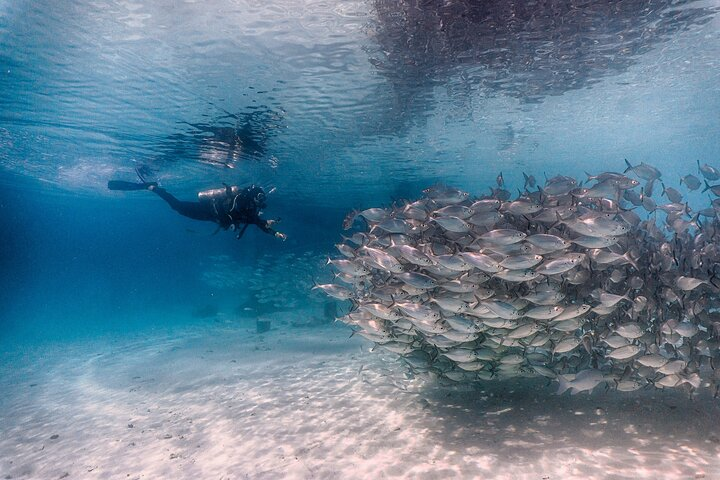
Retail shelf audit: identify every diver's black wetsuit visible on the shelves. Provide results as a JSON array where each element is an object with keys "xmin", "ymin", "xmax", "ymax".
[
  {"xmin": 150, "ymin": 185, "xmax": 278, "ymax": 237},
  {"xmin": 107, "ymin": 178, "xmax": 283, "ymax": 239}
]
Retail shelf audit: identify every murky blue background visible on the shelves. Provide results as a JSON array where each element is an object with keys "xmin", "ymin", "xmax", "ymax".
[{"xmin": 1, "ymin": 0, "xmax": 719, "ymax": 342}]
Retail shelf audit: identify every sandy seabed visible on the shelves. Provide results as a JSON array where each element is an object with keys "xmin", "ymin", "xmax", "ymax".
[{"xmin": 1, "ymin": 316, "xmax": 719, "ymax": 480}]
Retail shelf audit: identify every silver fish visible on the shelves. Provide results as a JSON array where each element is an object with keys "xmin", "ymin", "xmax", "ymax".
[
  {"xmin": 434, "ymin": 254, "xmax": 473, "ymax": 272},
  {"xmin": 494, "ymin": 269, "xmax": 541, "ymax": 282},
  {"xmin": 697, "ymin": 159, "xmax": 720, "ymax": 181},
  {"xmin": 311, "ymin": 283, "xmax": 354, "ymax": 300},
  {"xmin": 675, "ymin": 276, "xmax": 708, "ymax": 291},
  {"xmin": 502, "ymin": 199, "xmax": 542, "ymax": 215},
  {"xmin": 459, "ymin": 252, "xmax": 503, "ymax": 273},
  {"xmin": 467, "ymin": 211, "xmax": 503, "ymax": 227},
  {"xmin": 523, "ymin": 172, "xmax": 537, "ymax": 189},
  {"xmin": 607, "ymin": 344, "xmax": 642, "ymax": 360},
  {"xmin": 680, "ymin": 174, "xmax": 702, "ymax": 190},
  {"xmin": 326, "ymin": 258, "xmax": 370, "ymax": 276},
  {"xmin": 636, "ymin": 354, "xmax": 669, "ymax": 368},
  {"xmin": 661, "ymin": 184, "xmax": 683, "ymax": 203},
  {"xmin": 524, "ymin": 305, "xmax": 564, "ymax": 320},
  {"xmin": 479, "ymin": 229, "xmax": 527, "ymax": 245},
  {"xmin": 553, "ymin": 304, "xmax": 591, "ymax": 321},
  {"xmin": 535, "ymin": 254, "xmax": 586, "ymax": 275},
  {"xmin": 358, "ymin": 207, "xmax": 390, "ymax": 222},
  {"xmin": 470, "ymin": 199, "xmax": 502, "ymax": 212},
  {"xmin": 375, "ymin": 218, "xmax": 411, "ymax": 234},
  {"xmin": 431, "ymin": 216, "xmax": 471, "ymax": 233},
  {"xmin": 482, "ymin": 300, "xmax": 523, "ymax": 320},
  {"xmin": 500, "ymin": 254, "xmax": 543, "ymax": 270},
  {"xmin": 434, "ymin": 205, "xmax": 474, "ymax": 218},
  {"xmin": 395, "ymin": 272, "xmax": 438, "ymax": 289},
  {"xmin": 397, "ymin": 245, "xmax": 435, "ymax": 266},
  {"xmin": 395, "ymin": 302, "xmax": 442, "ymax": 322},
  {"xmin": 526, "ymin": 234, "xmax": 571, "ymax": 251},
  {"xmin": 553, "ymin": 336, "xmax": 582, "ymax": 354},
  {"xmin": 624, "ymin": 159, "xmax": 661, "ymax": 181},
  {"xmin": 556, "ymin": 369, "xmax": 606, "ymax": 395}
]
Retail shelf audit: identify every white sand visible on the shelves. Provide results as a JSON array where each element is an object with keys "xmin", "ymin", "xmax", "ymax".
[{"xmin": 1, "ymin": 317, "xmax": 719, "ymax": 480}]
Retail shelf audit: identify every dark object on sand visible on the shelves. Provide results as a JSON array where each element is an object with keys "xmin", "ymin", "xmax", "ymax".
[{"xmin": 256, "ymin": 319, "xmax": 271, "ymax": 333}]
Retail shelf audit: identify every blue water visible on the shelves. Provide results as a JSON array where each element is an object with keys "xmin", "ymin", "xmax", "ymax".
[
  {"xmin": 2, "ymin": 1, "xmax": 720, "ymax": 478},
  {"xmin": 2, "ymin": 0, "xmax": 720, "ymax": 342}
]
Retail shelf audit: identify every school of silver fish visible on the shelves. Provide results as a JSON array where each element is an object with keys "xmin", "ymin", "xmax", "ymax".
[{"xmin": 317, "ymin": 159, "xmax": 720, "ymax": 395}]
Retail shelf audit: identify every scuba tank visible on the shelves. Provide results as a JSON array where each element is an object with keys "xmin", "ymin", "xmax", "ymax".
[{"xmin": 197, "ymin": 185, "xmax": 241, "ymax": 203}]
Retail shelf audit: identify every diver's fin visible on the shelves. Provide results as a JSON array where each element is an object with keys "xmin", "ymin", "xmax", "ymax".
[
  {"xmin": 108, "ymin": 180, "xmax": 153, "ymax": 191},
  {"xmin": 134, "ymin": 166, "xmax": 149, "ymax": 183}
]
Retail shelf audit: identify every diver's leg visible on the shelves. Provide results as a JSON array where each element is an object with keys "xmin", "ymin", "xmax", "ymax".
[
  {"xmin": 108, "ymin": 180, "xmax": 155, "ymax": 191},
  {"xmin": 150, "ymin": 186, "xmax": 215, "ymax": 221}
]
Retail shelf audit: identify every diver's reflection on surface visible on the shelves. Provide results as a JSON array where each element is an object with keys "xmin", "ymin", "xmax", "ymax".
[{"xmin": 156, "ymin": 108, "xmax": 285, "ymax": 169}]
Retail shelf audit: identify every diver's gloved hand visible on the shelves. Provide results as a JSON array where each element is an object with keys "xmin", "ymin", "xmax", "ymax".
[
  {"xmin": 275, "ymin": 232, "xmax": 287, "ymax": 241},
  {"xmin": 266, "ymin": 218, "xmax": 281, "ymax": 227}
]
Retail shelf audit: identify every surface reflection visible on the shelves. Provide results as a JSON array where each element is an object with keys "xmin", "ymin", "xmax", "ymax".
[
  {"xmin": 155, "ymin": 108, "xmax": 285, "ymax": 169},
  {"xmin": 367, "ymin": 0, "xmax": 718, "ymax": 131}
]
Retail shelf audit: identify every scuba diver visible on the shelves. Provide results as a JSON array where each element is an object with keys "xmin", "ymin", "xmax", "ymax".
[{"xmin": 108, "ymin": 169, "xmax": 286, "ymax": 241}]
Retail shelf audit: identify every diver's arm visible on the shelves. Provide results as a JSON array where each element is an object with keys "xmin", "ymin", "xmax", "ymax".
[{"xmin": 254, "ymin": 217, "xmax": 286, "ymax": 240}]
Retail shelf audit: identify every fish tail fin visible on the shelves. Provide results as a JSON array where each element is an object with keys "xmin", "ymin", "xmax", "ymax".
[
  {"xmin": 624, "ymin": 252, "xmax": 639, "ymax": 272},
  {"xmin": 683, "ymin": 373, "xmax": 701, "ymax": 389},
  {"xmin": 624, "ymin": 158, "xmax": 633, "ymax": 173},
  {"xmin": 623, "ymin": 288, "xmax": 633, "ymax": 302},
  {"xmin": 556, "ymin": 375, "xmax": 571, "ymax": 395},
  {"xmin": 348, "ymin": 298, "xmax": 359, "ymax": 312},
  {"xmin": 709, "ymin": 271, "xmax": 720, "ymax": 289},
  {"xmin": 691, "ymin": 212, "xmax": 700, "ymax": 230},
  {"xmin": 703, "ymin": 180, "xmax": 711, "ymax": 193},
  {"xmin": 549, "ymin": 210, "xmax": 564, "ymax": 231}
]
